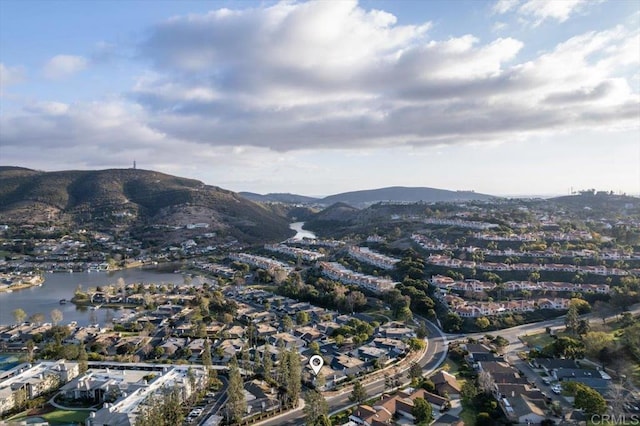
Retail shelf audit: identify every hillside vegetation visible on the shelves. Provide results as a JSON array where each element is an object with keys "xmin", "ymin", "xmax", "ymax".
[{"xmin": 0, "ymin": 167, "xmax": 293, "ymax": 244}]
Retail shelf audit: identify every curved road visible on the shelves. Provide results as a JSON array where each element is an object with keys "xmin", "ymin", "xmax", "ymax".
[{"xmin": 257, "ymin": 320, "xmax": 448, "ymax": 426}]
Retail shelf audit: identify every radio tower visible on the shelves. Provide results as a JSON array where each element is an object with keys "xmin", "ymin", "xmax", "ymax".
[{"xmin": 133, "ymin": 160, "xmax": 137, "ymax": 170}]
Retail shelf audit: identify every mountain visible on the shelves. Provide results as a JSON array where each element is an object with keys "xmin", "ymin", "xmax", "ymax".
[
  {"xmin": 239, "ymin": 192, "xmax": 320, "ymax": 204},
  {"xmin": 0, "ymin": 167, "xmax": 294, "ymax": 245},
  {"xmin": 320, "ymin": 186, "xmax": 494, "ymax": 207},
  {"xmin": 240, "ymin": 186, "xmax": 494, "ymax": 208}
]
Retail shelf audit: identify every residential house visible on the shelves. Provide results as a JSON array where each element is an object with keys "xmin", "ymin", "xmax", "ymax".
[{"xmin": 431, "ymin": 370, "xmax": 461, "ymax": 397}]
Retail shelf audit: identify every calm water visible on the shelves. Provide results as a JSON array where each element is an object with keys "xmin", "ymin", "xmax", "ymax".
[
  {"xmin": 289, "ymin": 222, "xmax": 317, "ymax": 240},
  {"xmin": 0, "ymin": 268, "xmax": 198, "ymax": 327}
]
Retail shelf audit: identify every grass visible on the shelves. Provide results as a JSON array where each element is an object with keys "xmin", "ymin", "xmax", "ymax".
[
  {"xmin": 440, "ymin": 358, "xmax": 460, "ymax": 376},
  {"xmin": 519, "ymin": 332, "xmax": 555, "ymax": 349},
  {"xmin": 40, "ymin": 409, "xmax": 90, "ymax": 424}
]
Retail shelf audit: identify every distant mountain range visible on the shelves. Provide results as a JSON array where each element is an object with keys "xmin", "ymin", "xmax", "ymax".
[
  {"xmin": 0, "ymin": 167, "xmax": 293, "ymax": 244},
  {"xmin": 241, "ymin": 186, "xmax": 494, "ymax": 207}
]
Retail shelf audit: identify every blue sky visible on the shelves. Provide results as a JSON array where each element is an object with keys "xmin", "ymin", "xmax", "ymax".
[{"xmin": 1, "ymin": 0, "xmax": 639, "ymax": 197}]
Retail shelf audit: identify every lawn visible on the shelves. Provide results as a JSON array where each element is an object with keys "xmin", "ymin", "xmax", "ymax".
[
  {"xmin": 440, "ymin": 358, "xmax": 460, "ymax": 376},
  {"xmin": 520, "ymin": 332, "xmax": 555, "ymax": 349},
  {"xmin": 40, "ymin": 409, "xmax": 90, "ymax": 424}
]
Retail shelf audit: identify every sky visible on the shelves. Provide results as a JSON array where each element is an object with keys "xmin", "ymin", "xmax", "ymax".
[{"xmin": 1, "ymin": 0, "xmax": 639, "ymax": 197}]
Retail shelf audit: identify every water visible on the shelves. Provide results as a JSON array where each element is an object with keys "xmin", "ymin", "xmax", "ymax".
[
  {"xmin": 0, "ymin": 267, "xmax": 197, "ymax": 327},
  {"xmin": 289, "ymin": 222, "xmax": 317, "ymax": 240}
]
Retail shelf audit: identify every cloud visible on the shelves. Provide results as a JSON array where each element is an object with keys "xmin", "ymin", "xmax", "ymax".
[
  {"xmin": 493, "ymin": 0, "xmax": 520, "ymax": 15},
  {"xmin": 493, "ymin": 0, "xmax": 593, "ymax": 26},
  {"xmin": 43, "ymin": 55, "xmax": 88, "ymax": 79},
  {"xmin": 0, "ymin": 63, "xmax": 26, "ymax": 89},
  {"xmin": 2, "ymin": 1, "xmax": 639, "ymax": 168}
]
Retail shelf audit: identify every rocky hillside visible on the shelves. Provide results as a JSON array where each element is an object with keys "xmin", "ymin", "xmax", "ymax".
[{"xmin": 0, "ymin": 167, "xmax": 293, "ymax": 244}]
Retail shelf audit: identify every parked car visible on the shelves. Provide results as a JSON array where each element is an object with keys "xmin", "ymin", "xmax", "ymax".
[{"xmin": 551, "ymin": 384, "xmax": 562, "ymax": 394}]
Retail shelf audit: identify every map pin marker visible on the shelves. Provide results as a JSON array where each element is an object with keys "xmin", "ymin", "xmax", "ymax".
[{"xmin": 309, "ymin": 354, "xmax": 324, "ymax": 376}]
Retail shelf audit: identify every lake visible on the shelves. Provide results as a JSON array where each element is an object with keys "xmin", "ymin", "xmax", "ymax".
[
  {"xmin": 289, "ymin": 222, "xmax": 317, "ymax": 240},
  {"xmin": 0, "ymin": 267, "xmax": 203, "ymax": 327}
]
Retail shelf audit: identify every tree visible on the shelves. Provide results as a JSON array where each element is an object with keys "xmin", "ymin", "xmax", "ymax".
[
  {"xmin": 50, "ymin": 309, "xmax": 63, "ymax": 326},
  {"xmin": 415, "ymin": 322, "xmax": 428, "ymax": 339},
  {"xmin": 582, "ymin": 331, "xmax": 614, "ymax": 360},
  {"xmin": 476, "ymin": 412, "xmax": 493, "ymax": 426},
  {"xmin": 350, "ymin": 380, "xmax": 368, "ymax": 404},
  {"xmin": 408, "ymin": 338, "xmax": 426, "ymax": 351},
  {"xmin": 412, "ymin": 397, "xmax": 433, "ymax": 424},
  {"xmin": 201, "ymin": 339, "xmax": 212, "ymax": 368},
  {"xmin": 315, "ymin": 371, "xmax": 326, "ymax": 390},
  {"xmin": 475, "ymin": 316, "xmax": 490, "ymax": 330},
  {"xmin": 477, "ymin": 371, "xmax": 495, "ymax": 395},
  {"xmin": 565, "ymin": 304, "xmax": 579, "ymax": 335},
  {"xmin": 29, "ymin": 313, "xmax": 45, "ymax": 325},
  {"xmin": 408, "ymin": 362, "xmax": 423, "ymax": 380},
  {"xmin": 226, "ymin": 358, "xmax": 246, "ymax": 423},
  {"xmin": 309, "ymin": 341, "xmax": 321, "ymax": 355},
  {"xmin": 442, "ymin": 312, "xmax": 463, "ymax": 333},
  {"xmin": 12, "ymin": 308, "xmax": 27, "ymax": 325},
  {"xmin": 576, "ymin": 319, "xmax": 590, "ymax": 336},
  {"xmin": 78, "ymin": 342, "xmax": 88, "ymax": 374},
  {"xmin": 262, "ymin": 342, "xmax": 273, "ymax": 382},
  {"xmin": 285, "ymin": 350, "xmax": 302, "ymax": 407},
  {"xmin": 565, "ymin": 382, "xmax": 607, "ymax": 415},
  {"xmin": 152, "ymin": 346, "xmax": 165, "ymax": 360},
  {"xmin": 303, "ymin": 390, "xmax": 328, "ymax": 425},
  {"xmin": 136, "ymin": 386, "xmax": 185, "ymax": 426},
  {"xmin": 460, "ymin": 380, "xmax": 478, "ymax": 402},
  {"xmin": 281, "ymin": 315, "xmax": 293, "ymax": 332},
  {"xmin": 26, "ymin": 340, "xmax": 35, "ymax": 362},
  {"xmin": 296, "ymin": 311, "xmax": 310, "ymax": 326}
]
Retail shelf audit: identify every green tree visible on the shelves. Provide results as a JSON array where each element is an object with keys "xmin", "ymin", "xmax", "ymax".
[
  {"xmin": 78, "ymin": 342, "xmax": 88, "ymax": 374},
  {"xmin": 136, "ymin": 386, "xmax": 185, "ymax": 426},
  {"xmin": 475, "ymin": 316, "xmax": 490, "ymax": 330},
  {"xmin": 576, "ymin": 319, "xmax": 590, "ymax": 336},
  {"xmin": 408, "ymin": 338, "xmax": 426, "ymax": 351},
  {"xmin": 262, "ymin": 342, "xmax": 273, "ymax": 382},
  {"xmin": 296, "ymin": 311, "xmax": 310, "ymax": 326},
  {"xmin": 202, "ymin": 339, "xmax": 212, "ymax": 368},
  {"xmin": 564, "ymin": 382, "xmax": 607, "ymax": 415},
  {"xmin": 12, "ymin": 308, "xmax": 27, "ymax": 325},
  {"xmin": 350, "ymin": 380, "xmax": 368, "ymax": 404},
  {"xmin": 285, "ymin": 350, "xmax": 302, "ymax": 407},
  {"xmin": 281, "ymin": 315, "xmax": 293, "ymax": 332},
  {"xmin": 309, "ymin": 341, "xmax": 321, "ymax": 355},
  {"xmin": 461, "ymin": 380, "xmax": 478, "ymax": 402},
  {"xmin": 408, "ymin": 362, "xmax": 423, "ymax": 380},
  {"xmin": 226, "ymin": 358, "xmax": 247, "ymax": 423},
  {"xmin": 303, "ymin": 390, "xmax": 329, "ymax": 425},
  {"xmin": 412, "ymin": 397, "xmax": 433, "ymax": 424},
  {"xmin": 565, "ymin": 304, "xmax": 579, "ymax": 335}
]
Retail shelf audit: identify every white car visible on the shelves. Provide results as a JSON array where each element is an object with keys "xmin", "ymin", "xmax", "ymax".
[{"xmin": 551, "ymin": 385, "xmax": 562, "ymax": 394}]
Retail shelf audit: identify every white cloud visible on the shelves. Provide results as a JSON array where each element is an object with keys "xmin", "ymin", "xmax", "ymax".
[
  {"xmin": 493, "ymin": 0, "xmax": 520, "ymax": 15},
  {"xmin": 2, "ymin": 1, "xmax": 638, "ymax": 187},
  {"xmin": 0, "ymin": 63, "xmax": 26, "ymax": 89},
  {"xmin": 43, "ymin": 55, "xmax": 88, "ymax": 79},
  {"xmin": 519, "ymin": 0, "xmax": 587, "ymax": 26},
  {"xmin": 493, "ymin": 0, "xmax": 592, "ymax": 26}
]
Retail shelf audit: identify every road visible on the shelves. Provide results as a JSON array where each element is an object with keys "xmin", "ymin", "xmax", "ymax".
[
  {"xmin": 455, "ymin": 302, "xmax": 640, "ymax": 345},
  {"xmin": 256, "ymin": 319, "xmax": 448, "ymax": 426}
]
